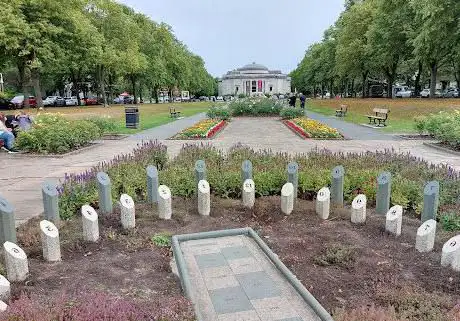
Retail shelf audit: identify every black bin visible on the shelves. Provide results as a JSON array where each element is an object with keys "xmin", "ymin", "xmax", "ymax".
[{"xmin": 125, "ymin": 106, "xmax": 139, "ymax": 129}]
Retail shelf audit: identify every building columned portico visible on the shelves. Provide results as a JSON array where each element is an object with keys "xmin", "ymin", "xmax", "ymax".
[{"xmin": 218, "ymin": 62, "xmax": 291, "ymax": 96}]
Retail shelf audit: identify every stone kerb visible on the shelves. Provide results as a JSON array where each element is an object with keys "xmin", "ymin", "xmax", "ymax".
[
  {"xmin": 351, "ymin": 194, "xmax": 367, "ymax": 224},
  {"xmin": 3, "ymin": 241, "xmax": 28, "ymax": 282},
  {"xmin": 41, "ymin": 181, "xmax": 60, "ymax": 223},
  {"xmin": 441, "ymin": 235, "xmax": 460, "ymax": 271},
  {"xmin": 81, "ymin": 205, "xmax": 99, "ymax": 242},
  {"xmin": 0, "ymin": 275, "xmax": 10, "ymax": 301},
  {"xmin": 415, "ymin": 219, "xmax": 436, "ymax": 253},
  {"xmin": 158, "ymin": 185, "xmax": 172, "ymax": 220},
  {"xmin": 0, "ymin": 196, "xmax": 16, "ymax": 244},
  {"xmin": 315, "ymin": 187, "xmax": 330, "ymax": 220},
  {"xmin": 197, "ymin": 180, "xmax": 211, "ymax": 216},
  {"xmin": 120, "ymin": 194, "xmax": 135, "ymax": 229},
  {"xmin": 40, "ymin": 220, "xmax": 61, "ymax": 262},
  {"xmin": 242, "ymin": 179, "xmax": 256, "ymax": 208},
  {"xmin": 146, "ymin": 165, "xmax": 159, "ymax": 204},
  {"xmin": 281, "ymin": 182, "xmax": 294, "ymax": 215},
  {"xmin": 385, "ymin": 205, "xmax": 402, "ymax": 236}
]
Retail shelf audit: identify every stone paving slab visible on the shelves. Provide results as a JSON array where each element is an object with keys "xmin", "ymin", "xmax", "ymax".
[{"xmin": 180, "ymin": 235, "xmax": 321, "ymax": 321}]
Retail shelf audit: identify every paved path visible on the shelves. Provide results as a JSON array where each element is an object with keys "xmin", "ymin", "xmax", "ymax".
[{"xmin": 181, "ymin": 235, "xmax": 320, "ymax": 321}]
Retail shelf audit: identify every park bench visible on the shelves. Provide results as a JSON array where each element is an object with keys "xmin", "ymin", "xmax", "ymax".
[
  {"xmin": 169, "ymin": 107, "xmax": 181, "ymax": 118},
  {"xmin": 335, "ymin": 104, "xmax": 348, "ymax": 117},
  {"xmin": 366, "ymin": 108, "xmax": 389, "ymax": 126}
]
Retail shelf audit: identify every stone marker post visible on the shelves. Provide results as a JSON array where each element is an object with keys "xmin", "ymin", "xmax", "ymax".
[
  {"xmin": 331, "ymin": 166, "xmax": 345, "ymax": 207},
  {"xmin": 41, "ymin": 181, "xmax": 60, "ymax": 223},
  {"xmin": 421, "ymin": 181, "xmax": 440, "ymax": 223},
  {"xmin": 351, "ymin": 194, "xmax": 367, "ymax": 224},
  {"xmin": 376, "ymin": 172, "xmax": 391, "ymax": 215},
  {"xmin": 0, "ymin": 301, "xmax": 7, "ymax": 312},
  {"xmin": 287, "ymin": 162, "xmax": 299, "ymax": 200},
  {"xmin": 120, "ymin": 194, "xmax": 135, "ymax": 229},
  {"xmin": 195, "ymin": 160, "xmax": 206, "ymax": 186},
  {"xmin": 97, "ymin": 172, "xmax": 112, "ymax": 214},
  {"xmin": 198, "ymin": 180, "xmax": 211, "ymax": 216},
  {"xmin": 40, "ymin": 220, "xmax": 61, "ymax": 262},
  {"xmin": 242, "ymin": 179, "xmax": 256, "ymax": 208},
  {"xmin": 316, "ymin": 187, "xmax": 331, "ymax": 220},
  {"xmin": 0, "ymin": 196, "xmax": 16, "ymax": 244},
  {"xmin": 385, "ymin": 205, "xmax": 402, "ymax": 236},
  {"xmin": 415, "ymin": 219, "xmax": 437, "ymax": 253},
  {"xmin": 158, "ymin": 185, "xmax": 172, "ymax": 220},
  {"xmin": 441, "ymin": 235, "xmax": 460, "ymax": 270},
  {"xmin": 81, "ymin": 205, "xmax": 99, "ymax": 242},
  {"xmin": 0, "ymin": 275, "xmax": 10, "ymax": 301},
  {"xmin": 147, "ymin": 165, "xmax": 159, "ymax": 204},
  {"xmin": 241, "ymin": 160, "xmax": 253, "ymax": 182},
  {"xmin": 281, "ymin": 182, "xmax": 294, "ymax": 215},
  {"xmin": 3, "ymin": 242, "xmax": 28, "ymax": 282}
]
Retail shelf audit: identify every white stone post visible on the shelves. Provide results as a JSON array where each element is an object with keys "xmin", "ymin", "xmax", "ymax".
[
  {"xmin": 3, "ymin": 241, "xmax": 28, "ymax": 282},
  {"xmin": 242, "ymin": 179, "xmax": 255, "ymax": 208},
  {"xmin": 281, "ymin": 183, "xmax": 294, "ymax": 215},
  {"xmin": 351, "ymin": 194, "xmax": 367, "ymax": 224},
  {"xmin": 120, "ymin": 194, "xmax": 135, "ymax": 229},
  {"xmin": 158, "ymin": 185, "xmax": 172, "ymax": 220},
  {"xmin": 0, "ymin": 301, "xmax": 7, "ymax": 311},
  {"xmin": 385, "ymin": 205, "xmax": 403, "ymax": 236},
  {"xmin": 40, "ymin": 220, "xmax": 61, "ymax": 262},
  {"xmin": 441, "ymin": 235, "xmax": 460, "ymax": 269},
  {"xmin": 415, "ymin": 219, "xmax": 436, "ymax": 253},
  {"xmin": 315, "ymin": 187, "xmax": 330, "ymax": 219},
  {"xmin": 81, "ymin": 205, "xmax": 99, "ymax": 242},
  {"xmin": 0, "ymin": 275, "xmax": 10, "ymax": 301},
  {"xmin": 198, "ymin": 180, "xmax": 210, "ymax": 216}
]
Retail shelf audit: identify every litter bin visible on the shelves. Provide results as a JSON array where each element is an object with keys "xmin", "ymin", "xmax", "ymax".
[{"xmin": 125, "ymin": 106, "xmax": 139, "ymax": 129}]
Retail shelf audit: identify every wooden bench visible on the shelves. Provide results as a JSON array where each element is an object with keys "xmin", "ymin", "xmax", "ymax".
[
  {"xmin": 335, "ymin": 105, "xmax": 348, "ymax": 117},
  {"xmin": 366, "ymin": 108, "xmax": 389, "ymax": 126},
  {"xmin": 169, "ymin": 107, "xmax": 181, "ymax": 118}
]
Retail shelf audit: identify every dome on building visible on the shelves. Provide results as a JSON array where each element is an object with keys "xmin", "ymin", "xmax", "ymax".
[{"xmin": 238, "ymin": 62, "xmax": 269, "ymax": 71}]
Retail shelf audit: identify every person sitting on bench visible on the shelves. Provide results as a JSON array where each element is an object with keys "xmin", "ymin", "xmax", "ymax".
[{"xmin": 0, "ymin": 113, "xmax": 19, "ymax": 153}]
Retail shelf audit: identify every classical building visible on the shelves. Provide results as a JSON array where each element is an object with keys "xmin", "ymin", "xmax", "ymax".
[{"xmin": 218, "ymin": 62, "xmax": 291, "ymax": 96}]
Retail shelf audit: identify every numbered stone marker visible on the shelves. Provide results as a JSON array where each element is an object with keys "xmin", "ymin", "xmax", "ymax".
[
  {"xmin": 441, "ymin": 235, "xmax": 460, "ymax": 270},
  {"xmin": 241, "ymin": 160, "xmax": 253, "ymax": 182},
  {"xmin": 81, "ymin": 205, "xmax": 99, "ymax": 242},
  {"xmin": 120, "ymin": 194, "xmax": 135, "ymax": 229},
  {"xmin": 385, "ymin": 205, "xmax": 402, "ymax": 236},
  {"xmin": 97, "ymin": 172, "xmax": 113, "ymax": 214},
  {"xmin": 0, "ymin": 301, "xmax": 7, "ymax": 312},
  {"xmin": 331, "ymin": 166, "xmax": 345, "ymax": 207},
  {"xmin": 0, "ymin": 275, "xmax": 10, "ymax": 301},
  {"xmin": 40, "ymin": 220, "xmax": 61, "ymax": 262},
  {"xmin": 0, "ymin": 196, "xmax": 16, "ymax": 244},
  {"xmin": 376, "ymin": 172, "xmax": 391, "ymax": 215},
  {"xmin": 351, "ymin": 194, "xmax": 367, "ymax": 224},
  {"xmin": 242, "ymin": 179, "xmax": 256, "ymax": 208},
  {"xmin": 195, "ymin": 160, "xmax": 206, "ymax": 185},
  {"xmin": 415, "ymin": 219, "xmax": 436, "ymax": 253},
  {"xmin": 281, "ymin": 182, "xmax": 294, "ymax": 215},
  {"xmin": 421, "ymin": 181, "xmax": 440, "ymax": 223},
  {"xmin": 158, "ymin": 185, "xmax": 172, "ymax": 220},
  {"xmin": 287, "ymin": 162, "xmax": 299, "ymax": 200},
  {"xmin": 198, "ymin": 180, "xmax": 211, "ymax": 216},
  {"xmin": 315, "ymin": 187, "xmax": 330, "ymax": 220},
  {"xmin": 3, "ymin": 241, "xmax": 28, "ymax": 282},
  {"xmin": 41, "ymin": 181, "xmax": 60, "ymax": 223},
  {"xmin": 146, "ymin": 165, "xmax": 159, "ymax": 204}
]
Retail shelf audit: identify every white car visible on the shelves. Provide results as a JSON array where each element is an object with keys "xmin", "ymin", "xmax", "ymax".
[
  {"xmin": 420, "ymin": 89, "xmax": 430, "ymax": 98},
  {"xmin": 216, "ymin": 96, "xmax": 224, "ymax": 102},
  {"xmin": 65, "ymin": 96, "xmax": 78, "ymax": 106},
  {"xmin": 174, "ymin": 97, "xmax": 182, "ymax": 102},
  {"xmin": 43, "ymin": 96, "xmax": 59, "ymax": 106},
  {"xmin": 395, "ymin": 87, "xmax": 412, "ymax": 98}
]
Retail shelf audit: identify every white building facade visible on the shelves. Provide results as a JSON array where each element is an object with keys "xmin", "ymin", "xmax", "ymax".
[{"xmin": 218, "ymin": 62, "xmax": 291, "ymax": 96}]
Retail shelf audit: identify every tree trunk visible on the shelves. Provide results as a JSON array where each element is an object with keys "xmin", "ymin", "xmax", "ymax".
[
  {"xmin": 98, "ymin": 65, "xmax": 108, "ymax": 107},
  {"xmin": 414, "ymin": 61, "xmax": 422, "ymax": 97},
  {"xmin": 139, "ymin": 80, "xmax": 143, "ymax": 103},
  {"xmin": 362, "ymin": 72, "xmax": 368, "ymax": 98},
  {"xmin": 351, "ymin": 78, "xmax": 355, "ymax": 97},
  {"xmin": 153, "ymin": 85, "xmax": 159, "ymax": 103},
  {"xmin": 131, "ymin": 75, "xmax": 137, "ymax": 104},
  {"xmin": 17, "ymin": 62, "xmax": 30, "ymax": 108},
  {"xmin": 31, "ymin": 68, "xmax": 43, "ymax": 108},
  {"xmin": 430, "ymin": 62, "xmax": 437, "ymax": 98},
  {"xmin": 329, "ymin": 79, "xmax": 334, "ymax": 98}
]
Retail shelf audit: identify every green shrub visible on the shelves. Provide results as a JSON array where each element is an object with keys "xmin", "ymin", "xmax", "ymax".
[
  {"xmin": 206, "ymin": 105, "xmax": 231, "ymax": 120},
  {"xmin": 279, "ymin": 107, "xmax": 304, "ymax": 119},
  {"xmin": 86, "ymin": 116, "xmax": 117, "ymax": 134},
  {"xmin": 441, "ymin": 212, "xmax": 460, "ymax": 231},
  {"xmin": 151, "ymin": 232, "xmax": 172, "ymax": 247},
  {"xmin": 229, "ymin": 97, "xmax": 284, "ymax": 116},
  {"xmin": 414, "ymin": 111, "xmax": 460, "ymax": 149}
]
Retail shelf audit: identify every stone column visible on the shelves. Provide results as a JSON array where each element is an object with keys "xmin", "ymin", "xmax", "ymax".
[
  {"xmin": 242, "ymin": 179, "xmax": 256, "ymax": 208},
  {"xmin": 81, "ymin": 205, "xmax": 99, "ymax": 242},
  {"xmin": 40, "ymin": 220, "xmax": 61, "ymax": 262},
  {"xmin": 351, "ymin": 194, "xmax": 367, "ymax": 224},
  {"xmin": 195, "ymin": 160, "xmax": 206, "ymax": 186},
  {"xmin": 441, "ymin": 235, "xmax": 460, "ymax": 269},
  {"xmin": 281, "ymin": 182, "xmax": 294, "ymax": 215},
  {"xmin": 415, "ymin": 219, "xmax": 436, "ymax": 253},
  {"xmin": 147, "ymin": 165, "xmax": 159, "ymax": 204},
  {"xmin": 331, "ymin": 166, "xmax": 344, "ymax": 207},
  {"xmin": 3, "ymin": 242, "xmax": 28, "ymax": 282},
  {"xmin": 316, "ymin": 187, "xmax": 330, "ymax": 219},
  {"xmin": 287, "ymin": 162, "xmax": 299, "ymax": 200},
  {"xmin": 120, "ymin": 194, "xmax": 135, "ymax": 229},
  {"xmin": 241, "ymin": 160, "xmax": 253, "ymax": 182},
  {"xmin": 421, "ymin": 181, "xmax": 440, "ymax": 223},
  {"xmin": 198, "ymin": 180, "xmax": 211, "ymax": 216},
  {"xmin": 97, "ymin": 172, "xmax": 112, "ymax": 214},
  {"xmin": 41, "ymin": 181, "xmax": 60, "ymax": 223},
  {"xmin": 158, "ymin": 185, "xmax": 172, "ymax": 220},
  {"xmin": 0, "ymin": 196, "xmax": 16, "ymax": 244},
  {"xmin": 376, "ymin": 172, "xmax": 391, "ymax": 215},
  {"xmin": 385, "ymin": 205, "xmax": 402, "ymax": 236}
]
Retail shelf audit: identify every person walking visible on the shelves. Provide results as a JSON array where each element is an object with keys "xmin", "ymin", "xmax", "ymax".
[{"xmin": 300, "ymin": 93, "xmax": 306, "ymax": 109}]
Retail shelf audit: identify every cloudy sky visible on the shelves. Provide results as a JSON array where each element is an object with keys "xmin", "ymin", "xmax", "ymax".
[{"xmin": 118, "ymin": 0, "xmax": 344, "ymax": 76}]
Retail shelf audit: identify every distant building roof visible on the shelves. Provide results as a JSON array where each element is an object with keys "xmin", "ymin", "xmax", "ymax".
[{"xmin": 237, "ymin": 62, "xmax": 269, "ymax": 71}]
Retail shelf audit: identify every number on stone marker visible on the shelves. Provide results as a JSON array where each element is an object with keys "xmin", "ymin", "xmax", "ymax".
[
  {"xmin": 46, "ymin": 225, "xmax": 53, "ymax": 232},
  {"xmin": 450, "ymin": 241, "xmax": 457, "ymax": 247},
  {"xmin": 87, "ymin": 210, "xmax": 92, "ymax": 216},
  {"xmin": 319, "ymin": 192, "xmax": 323, "ymax": 196},
  {"xmin": 425, "ymin": 224, "xmax": 429, "ymax": 230},
  {"xmin": 12, "ymin": 248, "xmax": 19, "ymax": 253}
]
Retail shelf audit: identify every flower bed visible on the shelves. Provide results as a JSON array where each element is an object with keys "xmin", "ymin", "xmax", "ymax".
[
  {"xmin": 173, "ymin": 119, "xmax": 227, "ymax": 139},
  {"xmin": 284, "ymin": 117, "xmax": 343, "ymax": 139}
]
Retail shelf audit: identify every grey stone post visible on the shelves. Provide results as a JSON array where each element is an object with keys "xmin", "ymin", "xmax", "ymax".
[
  {"xmin": 97, "ymin": 172, "xmax": 112, "ymax": 214},
  {"xmin": 241, "ymin": 160, "xmax": 253, "ymax": 182},
  {"xmin": 421, "ymin": 181, "xmax": 440, "ymax": 223},
  {"xmin": 147, "ymin": 165, "xmax": 159, "ymax": 204},
  {"xmin": 287, "ymin": 162, "xmax": 299, "ymax": 200},
  {"xmin": 41, "ymin": 181, "xmax": 60, "ymax": 223},
  {"xmin": 195, "ymin": 160, "xmax": 206, "ymax": 186},
  {"xmin": 331, "ymin": 166, "xmax": 345, "ymax": 207},
  {"xmin": 0, "ymin": 196, "xmax": 16, "ymax": 244},
  {"xmin": 376, "ymin": 172, "xmax": 391, "ymax": 215}
]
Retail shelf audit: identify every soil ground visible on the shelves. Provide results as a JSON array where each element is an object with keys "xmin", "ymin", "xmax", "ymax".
[{"xmin": 7, "ymin": 196, "xmax": 460, "ymax": 320}]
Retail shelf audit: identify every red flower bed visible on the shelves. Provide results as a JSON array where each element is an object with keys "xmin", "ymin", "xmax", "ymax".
[
  {"xmin": 283, "ymin": 120, "xmax": 311, "ymax": 138},
  {"xmin": 206, "ymin": 120, "xmax": 227, "ymax": 138}
]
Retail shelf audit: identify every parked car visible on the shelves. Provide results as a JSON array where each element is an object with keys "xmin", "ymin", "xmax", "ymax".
[
  {"xmin": 64, "ymin": 96, "xmax": 78, "ymax": 106},
  {"xmin": 395, "ymin": 86, "xmax": 412, "ymax": 98},
  {"xmin": 199, "ymin": 96, "xmax": 209, "ymax": 101},
  {"xmin": 443, "ymin": 88, "xmax": 459, "ymax": 98},
  {"xmin": 173, "ymin": 97, "xmax": 182, "ymax": 102},
  {"xmin": 83, "ymin": 97, "xmax": 99, "ymax": 105},
  {"xmin": 420, "ymin": 88, "xmax": 430, "ymax": 98},
  {"xmin": 44, "ymin": 96, "xmax": 66, "ymax": 107},
  {"xmin": 0, "ymin": 98, "xmax": 15, "ymax": 110},
  {"xmin": 216, "ymin": 96, "xmax": 224, "ymax": 102},
  {"xmin": 369, "ymin": 85, "xmax": 384, "ymax": 98},
  {"xmin": 123, "ymin": 96, "xmax": 134, "ymax": 104},
  {"xmin": 10, "ymin": 95, "xmax": 37, "ymax": 108},
  {"xmin": 113, "ymin": 96, "xmax": 124, "ymax": 104}
]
